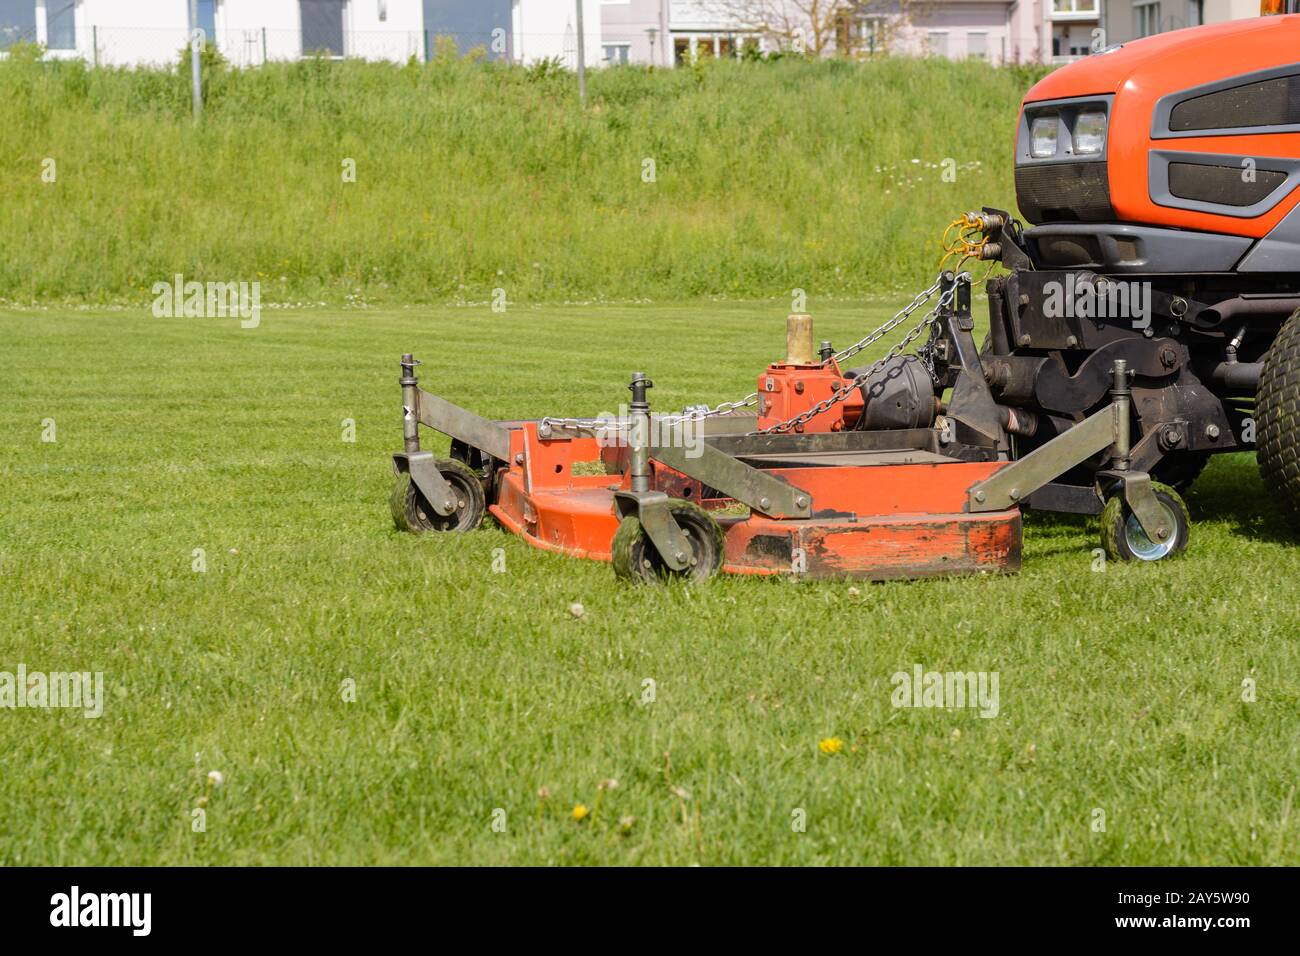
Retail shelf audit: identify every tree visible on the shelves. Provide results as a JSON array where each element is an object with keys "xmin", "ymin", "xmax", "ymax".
[{"xmin": 711, "ymin": 0, "xmax": 928, "ymax": 57}]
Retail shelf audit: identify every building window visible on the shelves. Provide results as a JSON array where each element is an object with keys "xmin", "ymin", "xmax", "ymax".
[
  {"xmin": 602, "ymin": 43, "xmax": 629, "ymax": 65},
  {"xmin": 856, "ymin": 15, "xmax": 887, "ymax": 54},
  {"xmin": 1135, "ymin": 1, "xmax": 1161, "ymax": 37},
  {"xmin": 967, "ymin": 32, "xmax": 988, "ymax": 60},
  {"xmin": 1051, "ymin": 0, "xmax": 1099, "ymax": 14},
  {"xmin": 0, "ymin": 0, "xmax": 36, "ymax": 50},
  {"xmin": 46, "ymin": 0, "xmax": 75, "ymax": 50},
  {"xmin": 1184, "ymin": 0, "xmax": 1203, "ymax": 26},
  {"xmin": 301, "ymin": 0, "xmax": 346, "ymax": 57},
  {"xmin": 926, "ymin": 31, "xmax": 948, "ymax": 57}
]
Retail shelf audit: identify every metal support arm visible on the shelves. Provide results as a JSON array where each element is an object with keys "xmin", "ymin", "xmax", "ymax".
[{"xmin": 652, "ymin": 424, "xmax": 812, "ymax": 519}]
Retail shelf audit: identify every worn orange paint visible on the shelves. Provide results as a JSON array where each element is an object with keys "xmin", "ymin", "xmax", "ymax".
[{"xmin": 486, "ymin": 423, "xmax": 1022, "ymax": 579}]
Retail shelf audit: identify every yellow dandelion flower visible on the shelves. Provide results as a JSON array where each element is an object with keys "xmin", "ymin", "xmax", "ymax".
[
  {"xmin": 572, "ymin": 803, "xmax": 589, "ymax": 822},
  {"xmin": 818, "ymin": 737, "xmax": 844, "ymax": 754}
]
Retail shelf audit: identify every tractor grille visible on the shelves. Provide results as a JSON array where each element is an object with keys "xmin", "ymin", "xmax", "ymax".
[
  {"xmin": 1168, "ymin": 161, "xmax": 1288, "ymax": 206},
  {"xmin": 1169, "ymin": 74, "xmax": 1300, "ymax": 132},
  {"xmin": 1015, "ymin": 162, "xmax": 1114, "ymax": 224}
]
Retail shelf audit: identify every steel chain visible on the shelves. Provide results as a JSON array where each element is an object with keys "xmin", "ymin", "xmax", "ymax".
[
  {"xmin": 751, "ymin": 273, "xmax": 967, "ymax": 435},
  {"xmin": 539, "ymin": 272, "xmax": 967, "ymax": 437}
]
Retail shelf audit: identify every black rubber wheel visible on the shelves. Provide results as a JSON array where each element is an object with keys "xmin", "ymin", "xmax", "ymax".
[
  {"xmin": 1099, "ymin": 481, "xmax": 1190, "ymax": 563},
  {"xmin": 390, "ymin": 458, "xmax": 486, "ymax": 533},
  {"xmin": 610, "ymin": 499, "xmax": 725, "ymax": 584},
  {"xmin": 1258, "ymin": 306, "xmax": 1300, "ymax": 530},
  {"xmin": 1152, "ymin": 451, "xmax": 1211, "ymax": 492}
]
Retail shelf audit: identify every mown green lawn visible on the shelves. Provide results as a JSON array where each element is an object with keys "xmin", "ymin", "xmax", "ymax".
[{"xmin": 1, "ymin": 300, "xmax": 1296, "ymax": 865}]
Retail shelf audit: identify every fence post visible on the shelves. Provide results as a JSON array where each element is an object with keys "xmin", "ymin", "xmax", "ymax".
[
  {"xmin": 189, "ymin": 0, "xmax": 202, "ymax": 122},
  {"xmin": 262, "ymin": 27, "xmax": 268, "ymax": 65},
  {"xmin": 92, "ymin": 25, "xmax": 98, "ymax": 67},
  {"xmin": 575, "ymin": 0, "xmax": 587, "ymax": 108}
]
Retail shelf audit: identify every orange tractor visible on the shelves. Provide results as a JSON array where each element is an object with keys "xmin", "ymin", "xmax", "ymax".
[{"xmin": 391, "ymin": 8, "xmax": 1300, "ymax": 582}]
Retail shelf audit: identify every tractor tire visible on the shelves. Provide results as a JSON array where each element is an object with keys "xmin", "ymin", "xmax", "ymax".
[
  {"xmin": 1258, "ymin": 306, "xmax": 1300, "ymax": 530},
  {"xmin": 390, "ymin": 459, "xmax": 486, "ymax": 533},
  {"xmin": 611, "ymin": 499, "xmax": 725, "ymax": 584},
  {"xmin": 1099, "ymin": 481, "xmax": 1190, "ymax": 563}
]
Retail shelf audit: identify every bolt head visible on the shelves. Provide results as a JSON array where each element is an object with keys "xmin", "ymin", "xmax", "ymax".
[
  {"xmin": 1156, "ymin": 527, "xmax": 1169, "ymax": 539},
  {"xmin": 1206, "ymin": 424, "xmax": 1221, "ymax": 440},
  {"xmin": 1018, "ymin": 334, "xmax": 1031, "ymax": 346},
  {"xmin": 974, "ymin": 490, "xmax": 986, "ymax": 502},
  {"xmin": 759, "ymin": 497, "xmax": 771, "ymax": 510}
]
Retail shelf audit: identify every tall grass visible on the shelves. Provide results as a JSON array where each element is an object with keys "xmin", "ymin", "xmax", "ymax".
[{"xmin": 0, "ymin": 48, "xmax": 1046, "ymax": 305}]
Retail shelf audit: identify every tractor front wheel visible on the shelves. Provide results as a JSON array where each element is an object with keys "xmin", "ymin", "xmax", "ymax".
[
  {"xmin": 611, "ymin": 500, "xmax": 725, "ymax": 584},
  {"xmin": 1099, "ymin": 481, "xmax": 1189, "ymax": 563},
  {"xmin": 391, "ymin": 459, "xmax": 486, "ymax": 533},
  {"xmin": 1258, "ymin": 306, "xmax": 1300, "ymax": 531}
]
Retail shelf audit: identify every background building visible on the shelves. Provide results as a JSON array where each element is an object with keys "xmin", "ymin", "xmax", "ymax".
[
  {"xmin": 602, "ymin": 0, "xmax": 1052, "ymax": 65},
  {"xmin": 1100, "ymin": 0, "xmax": 1256, "ymax": 44},
  {"xmin": 0, "ymin": 0, "xmax": 602, "ymax": 69},
  {"xmin": 0, "ymin": 0, "xmax": 1271, "ymax": 69}
]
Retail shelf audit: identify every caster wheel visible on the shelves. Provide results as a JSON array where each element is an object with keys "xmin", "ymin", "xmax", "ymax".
[
  {"xmin": 611, "ymin": 499, "xmax": 725, "ymax": 584},
  {"xmin": 1099, "ymin": 481, "xmax": 1189, "ymax": 562},
  {"xmin": 391, "ymin": 458, "xmax": 486, "ymax": 533}
]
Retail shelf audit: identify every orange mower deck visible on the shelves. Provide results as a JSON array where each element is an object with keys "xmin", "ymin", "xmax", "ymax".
[{"xmin": 487, "ymin": 423, "xmax": 1022, "ymax": 580}]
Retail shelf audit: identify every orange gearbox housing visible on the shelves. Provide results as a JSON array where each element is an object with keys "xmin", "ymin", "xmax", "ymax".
[{"xmin": 1019, "ymin": 15, "xmax": 1300, "ymax": 240}]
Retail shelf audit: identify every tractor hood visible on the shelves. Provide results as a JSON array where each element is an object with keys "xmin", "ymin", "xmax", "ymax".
[
  {"xmin": 1024, "ymin": 17, "xmax": 1296, "ymax": 103},
  {"xmin": 1013, "ymin": 14, "xmax": 1300, "ymax": 241}
]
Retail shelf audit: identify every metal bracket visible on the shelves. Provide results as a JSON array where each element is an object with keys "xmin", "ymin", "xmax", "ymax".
[
  {"xmin": 968, "ymin": 403, "xmax": 1119, "ymax": 511},
  {"xmin": 415, "ymin": 389, "xmax": 513, "ymax": 463},
  {"xmin": 393, "ymin": 451, "xmax": 457, "ymax": 516},
  {"xmin": 1097, "ymin": 469, "xmax": 1171, "ymax": 543},
  {"xmin": 652, "ymin": 423, "xmax": 812, "ymax": 518},
  {"xmin": 613, "ymin": 490, "xmax": 692, "ymax": 572},
  {"xmin": 941, "ymin": 278, "xmax": 1008, "ymax": 453}
]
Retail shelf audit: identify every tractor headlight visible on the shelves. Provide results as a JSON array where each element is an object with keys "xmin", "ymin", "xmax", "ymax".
[
  {"xmin": 1073, "ymin": 111, "xmax": 1108, "ymax": 155},
  {"xmin": 1030, "ymin": 116, "xmax": 1059, "ymax": 158}
]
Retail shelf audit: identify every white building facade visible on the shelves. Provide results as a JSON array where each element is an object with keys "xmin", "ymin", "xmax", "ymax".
[{"xmin": 0, "ymin": 1, "xmax": 602, "ymax": 69}]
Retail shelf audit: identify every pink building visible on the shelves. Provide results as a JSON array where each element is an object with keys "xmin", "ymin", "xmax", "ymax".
[{"xmin": 599, "ymin": 0, "xmax": 1057, "ymax": 65}]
